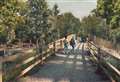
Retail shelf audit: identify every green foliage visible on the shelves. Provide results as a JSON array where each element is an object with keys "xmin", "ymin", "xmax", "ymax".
[
  {"xmin": 110, "ymin": 28, "xmax": 120, "ymax": 43},
  {"xmin": 0, "ymin": 0, "xmax": 81, "ymax": 45},
  {"xmin": 0, "ymin": 0, "xmax": 26, "ymax": 43},
  {"xmin": 49, "ymin": 6, "xmax": 80, "ymax": 39},
  {"xmin": 62, "ymin": 13, "xmax": 80, "ymax": 34},
  {"xmin": 0, "ymin": 31, "xmax": 7, "ymax": 44},
  {"xmin": 80, "ymin": 14, "xmax": 107, "ymax": 38},
  {"xmin": 52, "ymin": 4, "xmax": 59, "ymax": 16},
  {"xmin": 97, "ymin": 0, "xmax": 113, "ymax": 24},
  {"xmin": 26, "ymin": 0, "xmax": 50, "ymax": 44},
  {"xmin": 15, "ymin": 23, "xmax": 29, "ymax": 42},
  {"xmin": 49, "ymin": 4, "xmax": 60, "ymax": 40},
  {"xmin": 96, "ymin": 0, "xmax": 120, "ymax": 44},
  {"xmin": 97, "ymin": 0, "xmax": 118, "ymax": 27}
]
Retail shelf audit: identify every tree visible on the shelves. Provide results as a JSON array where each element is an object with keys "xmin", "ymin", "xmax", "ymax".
[
  {"xmin": 27, "ymin": 0, "xmax": 50, "ymax": 51},
  {"xmin": 97, "ymin": 0, "xmax": 113, "ymax": 24},
  {"xmin": 63, "ymin": 13, "xmax": 81, "ymax": 35},
  {"xmin": 52, "ymin": 4, "xmax": 59, "ymax": 16},
  {"xmin": 52, "ymin": 4, "xmax": 60, "ymax": 39},
  {"xmin": 0, "ymin": 0, "xmax": 26, "ymax": 44},
  {"xmin": 15, "ymin": 22, "xmax": 29, "ymax": 42},
  {"xmin": 48, "ymin": 11, "xmax": 81, "ymax": 39},
  {"xmin": 96, "ymin": 0, "xmax": 120, "ymax": 29},
  {"xmin": 96, "ymin": 0, "xmax": 120, "ymax": 44},
  {"xmin": 80, "ymin": 14, "xmax": 107, "ymax": 38}
]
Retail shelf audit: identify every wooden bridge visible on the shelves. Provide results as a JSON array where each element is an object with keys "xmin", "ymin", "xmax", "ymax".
[{"xmin": 1, "ymin": 35, "xmax": 120, "ymax": 82}]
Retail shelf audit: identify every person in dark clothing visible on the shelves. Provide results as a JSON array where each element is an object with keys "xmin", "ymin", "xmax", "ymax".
[{"xmin": 70, "ymin": 37, "xmax": 75, "ymax": 50}]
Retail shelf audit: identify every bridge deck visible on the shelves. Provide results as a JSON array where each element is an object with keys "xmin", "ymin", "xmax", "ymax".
[{"xmin": 18, "ymin": 43, "xmax": 110, "ymax": 82}]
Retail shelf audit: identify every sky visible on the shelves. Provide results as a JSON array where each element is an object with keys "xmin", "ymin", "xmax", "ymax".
[{"xmin": 47, "ymin": 0, "xmax": 97, "ymax": 20}]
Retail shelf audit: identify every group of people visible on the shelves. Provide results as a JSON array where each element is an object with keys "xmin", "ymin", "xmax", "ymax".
[{"xmin": 63, "ymin": 36, "xmax": 76, "ymax": 54}]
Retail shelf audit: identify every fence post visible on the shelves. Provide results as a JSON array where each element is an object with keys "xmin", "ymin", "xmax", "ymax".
[
  {"xmin": 41, "ymin": 39, "xmax": 45, "ymax": 64},
  {"xmin": 0, "ymin": 59, "xmax": 2, "ymax": 82},
  {"xmin": 97, "ymin": 48, "xmax": 101, "ymax": 61},
  {"xmin": 53, "ymin": 41, "xmax": 56, "ymax": 55},
  {"xmin": 60, "ymin": 40, "xmax": 63, "ymax": 49}
]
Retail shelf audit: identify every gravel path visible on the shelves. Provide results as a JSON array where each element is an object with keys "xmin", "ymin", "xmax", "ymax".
[{"xmin": 18, "ymin": 43, "xmax": 110, "ymax": 82}]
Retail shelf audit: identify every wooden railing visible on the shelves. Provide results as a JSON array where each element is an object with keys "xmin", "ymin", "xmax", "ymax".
[
  {"xmin": 2, "ymin": 34, "xmax": 73, "ymax": 82},
  {"xmin": 88, "ymin": 41, "xmax": 120, "ymax": 82}
]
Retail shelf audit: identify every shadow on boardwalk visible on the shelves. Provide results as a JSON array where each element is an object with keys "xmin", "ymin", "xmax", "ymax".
[{"xmin": 18, "ymin": 43, "xmax": 110, "ymax": 82}]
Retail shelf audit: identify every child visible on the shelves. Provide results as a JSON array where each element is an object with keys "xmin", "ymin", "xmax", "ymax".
[{"xmin": 63, "ymin": 36, "xmax": 68, "ymax": 54}]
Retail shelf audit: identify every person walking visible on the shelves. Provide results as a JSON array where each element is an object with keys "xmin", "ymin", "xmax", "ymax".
[
  {"xmin": 63, "ymin": 36, "xmax": 68, "ymax": 54},
  {"xmin": 70, "ymin": 37, "xmax": 75, "ymax": 53}
]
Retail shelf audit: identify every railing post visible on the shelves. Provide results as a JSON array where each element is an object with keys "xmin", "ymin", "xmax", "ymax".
[
  {"xmin": 60, "ymin": 40, "xmax": 63, "ymax": 49},
  {"xmin": 0, "ymin": 59, "xmax": 2, "ymax": 82},
  {"xmin": 37, "ymin": 39, "xmax": 43, "ymax": 64},
  {"xmin": 53, "ymin": 41, "xmax": 56, "ymax": 55},
  {"xmin": 41, "ymin": 49, "xmax": 43, "ymax": 64},
  {"xmin": 41, "ymin": 39, "xmax": 45, "ymax": 64},
  {"xmin": 97, "ymin": 48, "xmax": 101, "ymax": 61}
]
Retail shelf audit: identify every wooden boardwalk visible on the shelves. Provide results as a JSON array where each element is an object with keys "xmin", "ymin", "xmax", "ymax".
[
  {"xmin": 0, "ymin": 60, "xmax": 2, "ymax": 82},
  {"xmin": 18, "ymin": 43, "xmax": 110, "ymax": 82}
]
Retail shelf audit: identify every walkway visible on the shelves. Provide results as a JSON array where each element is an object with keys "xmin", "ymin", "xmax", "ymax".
[{"xmin": 18, "ymin": 43, "xmax": 110, "ymax": 82}]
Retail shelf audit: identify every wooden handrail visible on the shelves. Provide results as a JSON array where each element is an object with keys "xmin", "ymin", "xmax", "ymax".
[
  {"xmin": 88, "ymin": 41, "xmax": 120, "ymax": 82},
  {"xmin": 100, "ymin": 64, "xmax": 116, "ymax": 82},
  {"xmin": 88, "ymin": 41, "xmax": 99, "ymax": 49},
  {"xmin": 107, "ymin": 62, "xmax": 120, "ymax": 76},
  {"xmin": 102, "ymin": 49, "xmax": 120, "ymax": 60},
  {"xmin": 88, "ymin": 41, "xmax": 120, "ymax": 60},
  {"xmin": 3, "ymin": 34, "xmax": 74, "ymax": 82}
]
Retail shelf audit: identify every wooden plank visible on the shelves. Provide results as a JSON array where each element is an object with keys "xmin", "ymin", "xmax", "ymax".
[
  {"xmin": 89, "ymin": 49, "xmax": 116, "ymax": 82},
  {"xmin": 106, "ymin": 62, "xmax": 120, "ymax": 77},
  {"xmin": 17, "ymin": 50, "xmax": 52, "ymax": 79},
  {"xmin": 4, "ymin": 34, "xmax": 73, "ymax": 81},
  {"xmin": 17, "ymin": 58, "xmax": 42, "ymax": 78},
  {"xmin": 89, "ymin": 48, "xmax": 99, "ymax": 63},
  {"xmin": 101, "ymin": 47, "xmax": 120, "ymax": 60},
  {"xmin": 15, "ymin": 48, "xmax": 51, "ymax": 69},
  {"xmin": 100, "ymin": 65, "xmax": 116, "ymax": 82},
  {"xmin": 88, "ymin": 44, "xmax": 119, "ymax": 82},
  {"xmin": 88, "ymin": 41, "xmax": 99, "ymax": 49},
  {"xmin": 89, "ymin": 41, "xmax": 120, "ymax": 60},
  {"xmin": 16, "ymin": 36, "xmax": 65, "ymax": 78},
  {"xmin": 0, "ymin": 59, "xmax": 2, "ymax": 82},
  {"xmin": 89, "ymin": 45, "xmax": 120, "ymax": 73},
  {"xmin": 88, "ymin": 40, "xmax": 120, "ymax": 76},
  {"xmin": 5, "ymin": 47, "xmax": 52, "ymax": 71}
]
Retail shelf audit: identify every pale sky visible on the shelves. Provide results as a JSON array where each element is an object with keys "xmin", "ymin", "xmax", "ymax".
[{"xmin": 47, "ymin": 0, "xmax": 97, "ymax": 20}]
